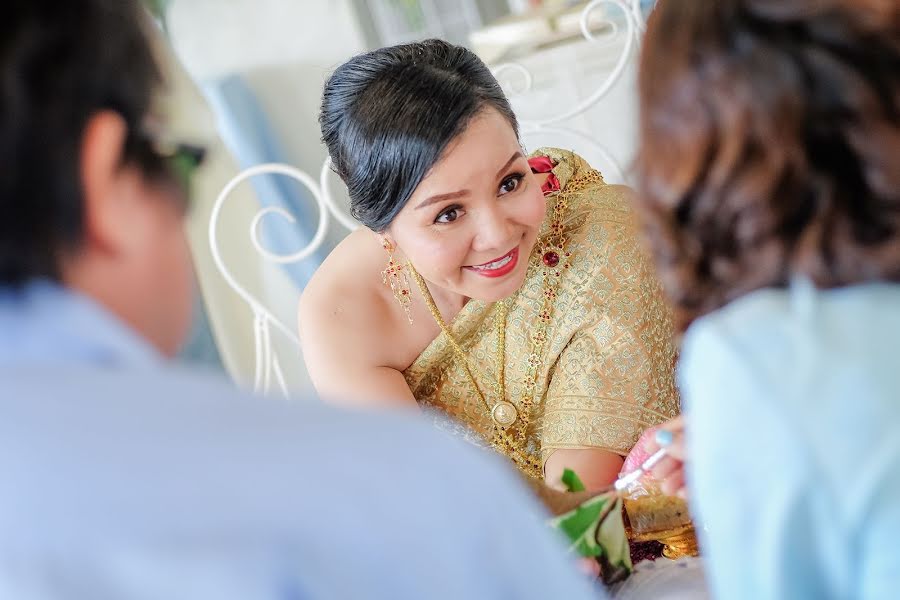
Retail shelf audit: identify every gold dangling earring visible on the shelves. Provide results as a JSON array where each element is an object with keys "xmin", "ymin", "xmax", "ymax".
[{"xmin": 380, "ymin": 238, "xmax": 413, "ymax": 324}]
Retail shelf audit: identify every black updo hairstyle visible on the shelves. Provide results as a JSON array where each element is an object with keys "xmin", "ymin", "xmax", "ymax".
[{"xmin": 320, "ymin": 39, "xmax": 518, "ymax": 231}]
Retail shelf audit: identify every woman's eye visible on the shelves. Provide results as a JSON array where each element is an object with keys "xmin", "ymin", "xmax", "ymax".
[
  {"xmin": 435, "ymin": 207, "xmax": 461, "ymax": 224},
  {"xmin": 499, "ymin": 174, "xmax": 524, "ymax": 195}
]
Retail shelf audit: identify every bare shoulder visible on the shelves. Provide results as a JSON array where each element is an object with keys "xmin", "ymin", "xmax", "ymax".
[
  {"xmin": 298, "ymin": 229, "xmax": 445, "ymax": 405},
  {"xmin": 298, "ymin": 230, "xmax": 432, "ymax": 405},
  {"xmin": 299, "ymin": 229, "xmax": 392, "ymax": 365}
]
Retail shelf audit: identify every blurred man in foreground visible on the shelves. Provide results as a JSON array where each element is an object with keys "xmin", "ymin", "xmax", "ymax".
[{"xmin": 0, "ymin": 2, "xmax": 600, "ymax": 598}]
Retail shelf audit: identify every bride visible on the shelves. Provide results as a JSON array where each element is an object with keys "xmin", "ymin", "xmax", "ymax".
[{"xmin": 300, "ymin": 39, "xmax": 679, "ymax": 492}]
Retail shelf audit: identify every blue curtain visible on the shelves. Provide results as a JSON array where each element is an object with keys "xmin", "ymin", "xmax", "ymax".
[
  {"xmin": 203, "ymin": 74, "xmax": 329, "ymax": 288},
  {"xmin": 179, "ymin": 75, "xmax": 332, "ymax": 368}
]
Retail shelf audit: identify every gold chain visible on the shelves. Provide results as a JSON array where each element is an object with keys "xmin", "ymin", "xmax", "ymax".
[{"xmin": 408, "ymin": 267, "xmax": 542, "ymax": 475}]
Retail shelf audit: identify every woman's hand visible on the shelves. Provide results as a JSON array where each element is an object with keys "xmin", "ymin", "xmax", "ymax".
[
  {"xmin": 645, "ymin": 416, "xmax": 688, "ymax": 498},
  {"xmin": 578, "ymin": 557, "xmax": 602, "ymax": 578}
]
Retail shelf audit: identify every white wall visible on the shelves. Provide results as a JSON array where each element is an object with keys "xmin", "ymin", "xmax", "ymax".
[
  {"xmin": 167, "ymin": 0, "xmax": 365, "ymax": 202},
  {"xmin": 168, "ymin": 0, "xmax": 366, "ymax": 81}
]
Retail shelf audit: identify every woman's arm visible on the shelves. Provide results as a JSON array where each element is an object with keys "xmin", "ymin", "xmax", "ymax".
[
  {"xmin": 544, "ymin": 449, "xmax": 624, "ymax": 491},
  {"xmin": 540, "ymin": 184, "xmax": 679, "ymax": 488},
  {"xmin": 299, "ymin": 279, "xmax": 419, "ymax": 409}
]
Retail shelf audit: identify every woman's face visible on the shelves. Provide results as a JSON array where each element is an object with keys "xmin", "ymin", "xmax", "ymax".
[{"xmin": 386, "ymin": 108, "xmax": 547, "ymax": 302}]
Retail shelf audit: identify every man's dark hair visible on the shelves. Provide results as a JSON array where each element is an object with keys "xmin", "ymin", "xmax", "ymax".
[{"xmin": 0, "ymin": 0, "xmax": 163, "ymax": 286}]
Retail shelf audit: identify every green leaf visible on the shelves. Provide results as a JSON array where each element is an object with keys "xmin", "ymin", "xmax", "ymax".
[
  {"xmin": 561, "ymin": 468, "xmax": 586, "ymax": 492},
  {"xmin": 597, "ymin": 497, "xmax": 633, "ymax": 570},
  {"xmin": 574, "ymin": 536, "xmax": 602, "ymax": 558},
  {"xmin": 547, "ymin": 492, "xmax": 633, "ymax": 581},
  {"xmin": 549, "ymin": 495, "xmax": 608, "ymax": 546}
]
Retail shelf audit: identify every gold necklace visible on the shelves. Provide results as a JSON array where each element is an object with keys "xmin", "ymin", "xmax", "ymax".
[
  {"xmin": 409, "ymin": 267, "xmax": 542, "ymax": 475},
  {"xmin": 409, "ymin": 269, "xmax": 516, "ymax": 427}
]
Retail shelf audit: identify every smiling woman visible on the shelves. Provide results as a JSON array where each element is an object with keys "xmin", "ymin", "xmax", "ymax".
[{"xmin": 299, "ymin": 39, "xmax": 679, "ymax": 494}]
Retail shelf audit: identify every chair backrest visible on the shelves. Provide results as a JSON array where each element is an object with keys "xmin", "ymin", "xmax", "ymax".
[
  {"xmin": 499, "ymin": 0, "xmax": 647, "ymax": 184},
  {"xmin": 209, "ymin": 159, "xmax": 357, "ymax": 397}
]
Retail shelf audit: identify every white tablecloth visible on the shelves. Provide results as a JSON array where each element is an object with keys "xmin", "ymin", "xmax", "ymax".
[{"xmin": 611, "ymin": 557, "xmax": 710, "ymax": 599}]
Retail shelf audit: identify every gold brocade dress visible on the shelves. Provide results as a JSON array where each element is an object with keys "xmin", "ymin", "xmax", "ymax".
[{"xmin": 403, "ymin": 148, "xmax": 680, "ymax": 480}]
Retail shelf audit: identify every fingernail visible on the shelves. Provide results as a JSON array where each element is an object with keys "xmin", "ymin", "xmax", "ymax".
[{"xmin": 654, "ymin": 429, "xmax": 674, "ymax": 447}]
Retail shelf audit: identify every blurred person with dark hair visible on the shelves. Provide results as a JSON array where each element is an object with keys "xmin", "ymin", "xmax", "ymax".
[
  {"xmin": 636, "ymin": 1, "xmax": 900, "ymax": 598},
  {"xmin": 0, "ymin": 2, "xmax": 606, "ymax": 598}
]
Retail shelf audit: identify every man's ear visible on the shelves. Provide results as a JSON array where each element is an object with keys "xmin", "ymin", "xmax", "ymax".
[{"xmin": 79, "ymin": 110, "xmax": 132, "ymax": 255}]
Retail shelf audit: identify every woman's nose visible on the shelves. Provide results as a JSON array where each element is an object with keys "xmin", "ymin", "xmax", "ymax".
[{"xmin": 472, "ymin": 205, "xmax": 515, "ymax": 253}]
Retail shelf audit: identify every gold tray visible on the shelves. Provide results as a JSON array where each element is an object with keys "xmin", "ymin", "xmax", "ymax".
[
  {"xmin": 624, "ymin": 495, "xmax": 699, "ymax": 560},
  {"xmin": 627, "ymin": 522, "xmax": 699, "ymax": 559}
]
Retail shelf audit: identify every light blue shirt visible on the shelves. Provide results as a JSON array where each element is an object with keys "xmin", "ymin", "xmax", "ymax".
[
  {"xmin": 0, "ymin": 281, "xmax": 602, "ymax": 600},
  {"xmin": 681, "ymin": 280, "xmax": 900, "ymax": 600}
]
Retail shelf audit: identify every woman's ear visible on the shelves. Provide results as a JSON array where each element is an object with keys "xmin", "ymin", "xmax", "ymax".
[{"xmin": 377, "ymin": 231, "xmax": 397, "ymax": 253}]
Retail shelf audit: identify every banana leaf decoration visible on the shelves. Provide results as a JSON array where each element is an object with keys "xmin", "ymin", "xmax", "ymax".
[{"xmin": 547, "ymin": 469, "xmax": 632, "ymax": 585}]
